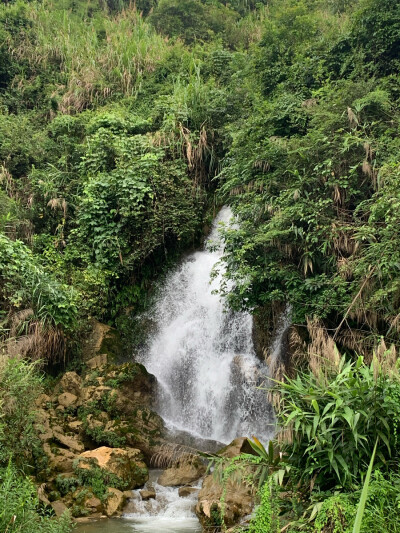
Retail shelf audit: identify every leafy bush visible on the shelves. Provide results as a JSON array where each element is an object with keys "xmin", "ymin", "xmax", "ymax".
[
  {"xmin": 0, "ymin": 356, "xmax": 43, "ymax": 467},
  {"xmin": 360, "ymin": 470, "xmax": 400, "ymax": 532},
  {"xmin": 277, "ymin": 356, "xmax": 400, "ymax": 490},
  {"xmin": 248, "ymin": 478, "xmax": 280, "ymax": 533},
  {"xmin": 314, "ymin": 494, "xmax": 356, "ymax": 532},
  {"xmin": 0, "ymin": 234, "xmax": 78, "ymax": 331},
  {"xmin": 0, "ymin": 461, "xmax": 73, "ymax": 533},
  {"xmin": 73, "ymin": 457, "xmax": 130, "ymax": 498}
]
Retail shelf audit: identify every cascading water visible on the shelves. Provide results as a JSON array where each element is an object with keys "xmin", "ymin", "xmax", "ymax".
[
  {"xmin": 138, "ymin": 206, "xmax": 273, "ymax": 444},
  {"xmin": 123, "ymin": 470, "xmax": 201, "ymax": 532},
  {"xmin": 75, "ymin": 471, "xmax": 202, "ymax": 533}
]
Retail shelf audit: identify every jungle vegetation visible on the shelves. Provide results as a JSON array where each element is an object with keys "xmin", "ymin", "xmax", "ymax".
[{"xmin": 1, "ymin": 0, "xmax": 400, "ymax": 530}]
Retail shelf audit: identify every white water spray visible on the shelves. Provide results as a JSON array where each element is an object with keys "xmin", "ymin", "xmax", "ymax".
[
  {"xmin": 123, "ymin": 471, "xmax": 201, "ymax": 533},
  {"xmin": 138, "ymin": 207, "xmax": 273, "ymax": 444}
]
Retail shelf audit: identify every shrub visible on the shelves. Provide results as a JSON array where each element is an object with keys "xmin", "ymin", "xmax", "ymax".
[
  {"xmin": 277, "ymin": 356, "xmax": 400, "ymax": 490},
  {"xmin": 0, "ymin": 461, "xmax": 73, "ymax": 533},
  {"xmin": 0, "ymin": 234, "xmax": 78, "ymax": 332},
  {"xmin": 248, "ymin": 478, "xmax": 280, "ymax": 533},
  {"xmin": 314, "ymin": 494, "xmax": 356, "ymax": 533},
  {"xmin": 0, "ymin": 356, "xmax": 43, "ymax": 468}
]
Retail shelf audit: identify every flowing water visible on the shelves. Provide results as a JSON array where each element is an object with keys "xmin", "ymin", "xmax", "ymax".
[
  {"xmin": 75, "ymin": 471, "xmax": 202, "ymax": 533},
  {"xmin": 139, "ymin": 206, "xmax": 273, "ymax": 444}
]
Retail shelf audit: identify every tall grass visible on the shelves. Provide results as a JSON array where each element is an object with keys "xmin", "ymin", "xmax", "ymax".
[{"xmin": 16, "ymin": 1, "xmax": 169, "ymax": 112}]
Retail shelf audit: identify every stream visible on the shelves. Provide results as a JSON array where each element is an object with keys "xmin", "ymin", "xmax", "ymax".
[{"xmin": 76, "ymin": 471, "xmax": 201, "ymax": 533}]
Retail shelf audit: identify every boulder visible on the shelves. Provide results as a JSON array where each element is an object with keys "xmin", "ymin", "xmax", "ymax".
[
  {"xmin": 80, "ymin": 385, "xmax": 112, "ymax": 403},
  {"xmin": 105, "ymin": 488, "xmax": 124, "ymax": 517},
  {"xmin": 51, "ymin": 500, "xmax": 68, "ymax": 517},
  {"xmin": 47, "ymin": 447, "xmax": 77, "ymax": 473},
  {"xmin": 218, "ymin": 437, "xmax": 256, "ymax": 458},
  {"xmin": 57, "ymin": 392, "xmax": 78, "ymax": 408},
  {"xmin": 158, "ymin": 457, "xmax": 206, "ymax": 487},
  {"xmin": 75, "ymin": 446, "xmax": 148, "ymax": 490},
  {"xmin": 85, "ymin": 496, "xmax": 102, "ymax": 512},
  {"xmin": 179, "ymin": 486, "xmax": 198, "ymax": 497},
  {"xmin": 35, "ymin": 393, "xmax": 51, "ymax": 407},
  {"xmin": 87, "ymin": 354, "xmax": 108, "ymax": 370},
  {"xmin": 35, "ymin": 409, "xmax": 53, "ymax": 442},
  {"xmin": 80, "ymin": 386, "xmax": 97, "ymax": 403},
  {"xmin": 82, "ymin": 320, "xmax": 111, "ymax": 360},
  {"xmin": 37, "ymin": 483, "xmax": 50, "ymax": 506},
  {"xmin": 68, "ymin": 420, "xmax": 83, "ymax": 433},
  {"xmin": 140, "ymin": 489, "xmax": 156, "ymax": 501},
  {"xmin": 57, "ymin": 371, "xmax": 82, "ymax": 397},
  {"xmin": 196, "ymin": 472, "xmax": 255, "ymax": 529},
  {"xmin": 111, "ymin": 364, "xmax": 157, "ymax": 413},
  {"xmin": 53, "ymin": 431, "xmax": 84, "ymax": 453}
]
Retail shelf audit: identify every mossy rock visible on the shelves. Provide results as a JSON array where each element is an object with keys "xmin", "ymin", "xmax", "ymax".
[{"xmin": 74, "ymin": 446, "xmax": 148, "ymax": 491}]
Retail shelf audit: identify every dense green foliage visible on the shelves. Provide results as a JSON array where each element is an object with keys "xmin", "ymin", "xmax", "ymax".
[
  {"xmin": 0, "ymin": 357, "xmax": 43, "ymax": 466},
  {"xmin": 278, "ymin": 357, "xmax": 400, "ymax": 489},
  {"xmin": 0, "ymin": 0, "xmax": 243, "ymax": 356},
  {"xmin": 217, "ymin": 0, "xmax": 400, "ymax": 353},
  {"xmin": 0, "ymin": 462, "xmax": 72, "ymax": 533},
  {"xmin": 5, "ymin": 0, "xmax": 399, "ymax": 353},
  {"xmin": 228, "ymin": 358, "xmax": 400, "ymax": 532},
  {"xmin": 0, "ymin": 357, "xmax": 72, "ymax": 532},
  {"xmin": 1, "ymin": 0, "xmax": 400, "ymax": 530}
]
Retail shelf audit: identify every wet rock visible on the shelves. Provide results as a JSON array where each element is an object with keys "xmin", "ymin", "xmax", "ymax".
[
  {"xmin": 75, "ymin": 516, "xmax": 102, "ymax": 524},
  {"xmin": 140, "ymin": 489, "xmax": 156, "ymax": 500},
  {"xmin": 51, "ymin": 500, "xmax": 68, "ymax": 517},
  {"xmin": 76, "ymin": 446, "xmax": 148, "ymax": 489},
  {"xmin": 105, "ymin": 488, "xmax": 124, "ymax": 517},
  {"xmin": 111, "ymin": 364, "xmax": 157, "ymax": 413},
  {"xmin": 158, "ymin": 457, "xmax": 206, "ymax": 487},
  {"xmin": 179, "ymin": 486, "xmax": 198, "ymax": 497}
]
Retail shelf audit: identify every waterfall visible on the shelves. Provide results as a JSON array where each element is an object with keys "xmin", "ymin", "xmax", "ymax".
[{"xmin": 138, "ymin": 207, "xmax": 274, "ymax": 444}]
